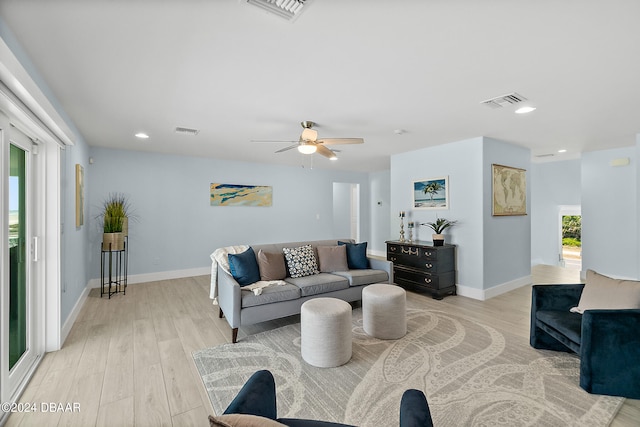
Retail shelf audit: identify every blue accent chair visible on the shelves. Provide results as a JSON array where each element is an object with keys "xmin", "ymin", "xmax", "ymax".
[
  {"xmin": 530, "ymin": 284, "xmax": 640, "ymax": 399},
  {"xmin": 221, "ymin": 370, "xmax": 434, "ymax": 427}
]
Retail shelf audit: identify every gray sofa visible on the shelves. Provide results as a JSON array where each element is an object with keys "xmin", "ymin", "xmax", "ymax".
[{"xmin": 216, "ymin": 239, "xmax": 393, "ymax": 343}]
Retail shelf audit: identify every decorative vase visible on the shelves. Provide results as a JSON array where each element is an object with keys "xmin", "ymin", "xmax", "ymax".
[
  {"xmin": 102, "ymin": 232, "xmax": 125, "ymax": 251},
  {"xmin": 432, "ymin": 233, "xmax": 444, "ymax": 246}
]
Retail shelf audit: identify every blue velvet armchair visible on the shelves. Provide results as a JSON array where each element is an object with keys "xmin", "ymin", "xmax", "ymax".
[
  {"xmin": 530, "ymin": 284, "xmax": 640, "ymax": 399},
  {"xmin": 218, "ymin": 370, "xmax": 434, "ymax": 427}
]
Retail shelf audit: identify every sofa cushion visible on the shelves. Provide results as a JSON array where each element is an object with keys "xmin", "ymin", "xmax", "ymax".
[
  {"xmin": 228, "ymin": 247, "xmax": 260, "ymax": 286},
  {"xmin": 283, "ymin": 244, "xmax": 320, "ymax": 278},
  {"xmin": 536, "ymin": 310, "xmax": 583, "ymax": 347},
  {"xmin": 209, "ymin": 414, "xmax": 287, "ymax": 427},
  {"xmin": 286, "ymin": 273, "xmax": 349, "ymax": 297},
  {"xmin": 241, "ymin": 283, "xmax": 301, "ymax": 308},
  {"xmin": 256, "ymin": 250, "xmax": 287, "ymax": 281},
  {"xmin": 317, "ymin": 245, "xmax": 349, "ymax": 273},
  {"xmin": 338, "ymin": 241, "xmax": 369, "ymax": 269},
  {"xmin": 571, "ymin": 269, "xmax": 640, "ymax": 314},
  {"xmin": 332, "ymin": 269, "xmax": 389, "ymax": 287}
]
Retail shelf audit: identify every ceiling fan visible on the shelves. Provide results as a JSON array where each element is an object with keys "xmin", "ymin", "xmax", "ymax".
[{"xmin": 252, "ymin": 121, "xmax": 364, "ymax": 160}]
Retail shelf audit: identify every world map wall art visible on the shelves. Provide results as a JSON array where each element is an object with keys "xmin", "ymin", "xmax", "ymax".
[
  {"xmin": 210, "ymin": 183, "xmax": 273, "ymax": 207},
  {"xmin": 492, "ymin": 164, "xmax": 526, "ymax": 216}
]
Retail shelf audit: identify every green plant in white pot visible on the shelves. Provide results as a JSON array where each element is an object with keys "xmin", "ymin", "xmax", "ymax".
[{"xmin": 421, "ymin": 218, "xmax": 457, "ymax": 246}]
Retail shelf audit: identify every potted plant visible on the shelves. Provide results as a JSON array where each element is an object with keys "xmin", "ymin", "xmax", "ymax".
[
  {"xmin": 421, "ymin": 218, "xmax": 457, "ymax": 246},
  {"xmin": 100, "ymin": 193, "xmax": 131, "ymax": 251}
]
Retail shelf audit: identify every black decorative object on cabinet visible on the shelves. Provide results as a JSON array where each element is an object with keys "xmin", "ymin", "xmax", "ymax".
[{"xmin": 385, "ymin": 240, "xmax": 456, "ymax": 300}]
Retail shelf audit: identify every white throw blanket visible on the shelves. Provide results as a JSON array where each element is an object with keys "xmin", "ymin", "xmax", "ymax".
[{"xmin": 209, "ymin": 245, "xmax": 286, "ymax": 304}]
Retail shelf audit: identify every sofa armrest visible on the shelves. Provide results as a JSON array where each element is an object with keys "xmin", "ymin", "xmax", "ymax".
[
  {"xmin": 223, "ymin": 370, "xmax": 277, "ymax": 419},
  {"xmin": 580, "ymin": 309, "xmax": 640, "ymax": 398},
  {"xmin": 531, "ymin": 284, "xmax": 584, "ymax": 312},
  {"xmin": 399, "ymin": 389, "xmax": 433, "ymax": 427},
  {"xmin": 217, "ymin": 266, "xmax": 242, "ymax": 329},
  {"xmin": 368, "ymin": 257, "xmax": 393, "ymax": 283},
  {"xmin": 530, "ymin": 284, "xmax": 584, "ymax": 350}
]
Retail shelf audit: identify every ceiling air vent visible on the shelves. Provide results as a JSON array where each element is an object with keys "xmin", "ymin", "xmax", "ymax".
[
  {"xmin": 480, "ymin": 92, "xmax": 528, "ymax": 109},
  {"xmin": 535, "ymin": 153, "xmax": 555, "ymax": 158},
  {"xmin": 243, "ymin": 0, "xmax": 312, "ymax": 21},
  {"xmin": 175, "ymin": 126, "xmax": 200, "ymax": 136}
]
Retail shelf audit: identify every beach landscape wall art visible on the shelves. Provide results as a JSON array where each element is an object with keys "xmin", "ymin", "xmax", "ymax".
[
  {"xmin": 413, "ymin": 176, "xmax": 449, "ymax": 210},
  {"xmin": 210, "ymin": 183, "xmax": 273, "ymax": 207}
]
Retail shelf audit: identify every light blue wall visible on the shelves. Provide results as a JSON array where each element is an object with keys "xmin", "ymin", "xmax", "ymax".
[
  {"xmin": 87, "ymin": 147, "xmax": 373, "ymax": 279},
  {"xmin": 369, "ymin": 169, "xmax": 391, "ymax": 255},
  {"xmin": 0, "ymin": 19, "xmax": 92, "ymax": 326},
  {"xmin": 482, "ymin": 138, "xmax": 531, "ymax": 288},
  {"xmin": 581, "ymin": 146, "xmax": 638, "ymax": 279},
  {"xmin": 530, "ymin": 159, "xmax": 581, "ymax": 266},
  {"xmin": 391, "ymin": 137, "xmax": 485, "ymax": 290}
]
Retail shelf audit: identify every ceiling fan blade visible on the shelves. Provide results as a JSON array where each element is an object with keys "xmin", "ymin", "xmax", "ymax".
[
  {"xmin": 317, "ymin": 138, "xmax": 364, "ymax": 145},
  {"xmin": 275, "ymin": 143, "xmax": 299, "ymax": 153},
  {"xmin": 251, "ymin": 140, "xmax": 298, "ymax": 143},
  {"xmin": 316, "ymin": 144, "xmax": 337, "ymax": 159}
]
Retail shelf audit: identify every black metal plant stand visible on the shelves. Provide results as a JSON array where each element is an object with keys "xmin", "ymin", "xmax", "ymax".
[{"xmin": 101, "ymin": 238, "xmax": 127, "ymax": 298}]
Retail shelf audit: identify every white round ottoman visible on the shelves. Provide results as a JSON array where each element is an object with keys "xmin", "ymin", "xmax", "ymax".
[
  {"xmin": 363, "ymin": 284, "xmax": 407, "ymax": 339},
  {"xmin": 301, "ymin": 297, "xmax": 352, "ymax": 368}
]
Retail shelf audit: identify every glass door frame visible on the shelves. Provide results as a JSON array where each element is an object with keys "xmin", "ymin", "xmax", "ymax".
[{"xmin": 0, "ymin": 111, "xmax": 45, "ymax": 406}]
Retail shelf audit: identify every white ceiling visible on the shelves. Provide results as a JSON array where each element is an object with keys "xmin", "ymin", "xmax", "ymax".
[{"xmin": 1, "ymin": 0, "xmax": 639, "ymax": 172}]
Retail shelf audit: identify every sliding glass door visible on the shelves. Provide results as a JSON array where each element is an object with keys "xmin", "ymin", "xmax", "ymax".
[{"xmin": 1, "ymin": 111, "xmax": 42, "ymax": 405}]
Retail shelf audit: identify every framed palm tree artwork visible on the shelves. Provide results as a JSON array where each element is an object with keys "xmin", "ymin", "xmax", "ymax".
[{"xmin": 413, "ymin": 176, "xmax": 449, "ymax": 210}]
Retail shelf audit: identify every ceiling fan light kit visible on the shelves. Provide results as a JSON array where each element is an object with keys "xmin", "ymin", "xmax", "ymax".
[
  {"xmin": 298, "ymin": 143, "xmax": 317, "ymax": 154},
  {"xmin": 253, "ymin": 120, "xmax": 364, "ymax": 161}
]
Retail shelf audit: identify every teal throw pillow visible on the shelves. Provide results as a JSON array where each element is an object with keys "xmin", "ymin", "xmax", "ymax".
[
  {"xmin": 228, "ymin": 247, "xmax": 260, "ymax": 286},
  {"xmin": 338, "ymin": 241, "xmax": 369, "ymax": 269}
]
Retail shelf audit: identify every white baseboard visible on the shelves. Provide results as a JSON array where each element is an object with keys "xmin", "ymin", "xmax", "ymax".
[
  {"xmin": 456, "ymin": 275, "xmax": 532, "ymax": 301},
  {"xmin": 61, "ymin": 283, "xmax": 92, "ymax": 346},
  {"xmin": 88, "ymin": 266, "xmax": 211, "ymax": 288}
]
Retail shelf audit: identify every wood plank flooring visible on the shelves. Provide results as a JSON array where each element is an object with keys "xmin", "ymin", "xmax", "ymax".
[{"xmin": 5, "ymin": 266, "xmax": 639, "ymax": 426}]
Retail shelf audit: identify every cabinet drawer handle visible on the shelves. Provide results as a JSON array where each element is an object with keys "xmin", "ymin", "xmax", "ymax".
[
  {"xmin": 425, "ymin": 251, "xmax": 432, "ymax": 257},
  {"xmin": 425, "ymin": 263, "xmax": 432, "ymax": 269},
  {"xmin": 390, "ymin": 257, "xmax": 397, "ymax": 262},
  {"xmin": 424, "ymin": 278, "xmax": 432, "ymax": 284},
  {"xmin": 390, "ymin": 247, "xmax": 397, "ymax": 252},
  {"xmin": 401, "ymin": 247, "xmax": 419, "ymax": 256}
]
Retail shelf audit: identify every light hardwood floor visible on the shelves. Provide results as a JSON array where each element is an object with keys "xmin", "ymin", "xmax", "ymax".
[{"xmin": 5, "ymin": 265, "xmax": 639, "ymax": 426}]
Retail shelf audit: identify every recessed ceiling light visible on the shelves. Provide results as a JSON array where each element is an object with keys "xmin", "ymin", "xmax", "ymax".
[
  {"xmin": 558, "ymin": 149, "xmax": 567, "ymax": 153},
  {"xmin": 515, "ymin": 106, "xmax": 536, "ymax": 114},
  {"xmin": 135, "ymin": 132, "xmax": 149, "ymax": 139}
]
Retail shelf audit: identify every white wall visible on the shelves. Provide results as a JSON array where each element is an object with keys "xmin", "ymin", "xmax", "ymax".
[
  {"xmin": 581, "ymin": 146, "xmax": 638, "ymax": 279},
  {"xmin": 482, "ymin": 138, "xmax": 531, "ymax": 290},
  {"xmin": 530, "ymin": 159, "xmax": 581, "ymax": 266},
  {"xmin": 390, "ymin": 136, "xmax": 531, "ymax": 298},
  {"xmin": 87, "ymin": 147, "xmax": 373, "ymax": 279},
  {"xmin": 391, "ymin": 137, "xmax": 485, "ymax": 292},
  {"xmin": 369, "ymin": 169, "xmax": 391, "ymax": 256}
]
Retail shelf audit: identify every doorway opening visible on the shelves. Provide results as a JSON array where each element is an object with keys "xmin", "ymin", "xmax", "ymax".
[
  {"xmin": 560, "ymin": 206, "xmax": 581, "ymax": 271},
  {"xmin": 333, "ymin": 183, "xmax": 360, "ymax": 241}
]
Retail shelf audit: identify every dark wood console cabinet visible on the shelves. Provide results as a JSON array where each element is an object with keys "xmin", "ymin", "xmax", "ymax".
[{"xmin": 386, "ymin": 240, "xmax": 456, "ymax": 300}]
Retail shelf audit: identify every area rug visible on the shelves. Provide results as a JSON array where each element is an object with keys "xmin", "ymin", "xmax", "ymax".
[{"xmin": 193, "ymin": 308, "xmax": 623, "ymax": 426}]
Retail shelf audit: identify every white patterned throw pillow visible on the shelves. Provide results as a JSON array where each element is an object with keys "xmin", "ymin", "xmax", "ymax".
[{"xmin": 282, "ymin": 245, "xmax": 320, "ymax": 278}]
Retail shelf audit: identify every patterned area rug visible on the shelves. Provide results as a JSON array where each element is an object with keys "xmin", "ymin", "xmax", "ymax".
[{"xmin": 193, "ymin": 308, "xmax": 623, "ymax": 426}]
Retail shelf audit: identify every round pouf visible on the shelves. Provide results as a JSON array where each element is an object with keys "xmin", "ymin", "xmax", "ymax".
[
  {"xmin": 301, "ymin": 298, "xmax": 352, "ymax": 368},
  {"xmin": 363, "ymin": 284, "xmax": 407, "ymax": 339}
]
